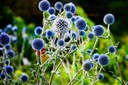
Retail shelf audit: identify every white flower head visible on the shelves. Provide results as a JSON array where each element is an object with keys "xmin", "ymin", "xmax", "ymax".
[{"xmin": 52, "ymin": 17, "xmax": 71, "ymax": 34}]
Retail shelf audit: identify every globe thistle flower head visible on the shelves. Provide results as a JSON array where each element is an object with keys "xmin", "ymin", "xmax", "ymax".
[
  {"xmin": 87, "ymin": 32, "xmax": 94, "ymax": 40},
  {"xmin": 0, "ymin": 29, "xmax": 3, "ymax": 34},
  {"xmin": 5, "ymin": 24, "xmax": 12, "ymax": 32},
  {"xmin": 54, "ymin": 2, "xmax": 63, "ymax": 10},
  {"xmin": 71, "ymin": 44, "xmax": 77, "ymax": 50},
  {"xmin": 98, "ymin": 73, "xmax": 104, "ymax": 80},
  {"xmin": 20, "ymin": 74, "xmax": 28, "ymax": 82},
  {"xmin": 12, "ymin": 36, "xmax": 18, "ymax": 43},
  {"xmin": 22, "ymin": 27, "xmax": 28, "ymax": 33},
  {"xmin": 38, "ymin": 0, "xmax": 50, "ymax": 11},
  {"xmin": 48, "ymin": 7, "xmax": 56, "ymax": 15},
  {"xmin": 4, "ymin": 44, "xmax": 11, "ymax": 50},
  {"xmin": 71, "ymin": 31, "xmax": 77, "ymax": 39},
  {"xmin": 66, "ymin": 11, "xmax": 73, "ymax": 19},
  {"xmin": 57, "ymin": 39, "xmax": 65, "ymax": 47},
  {"xmin": 0, "ymin": 48, "xmax": 3, "ymax": 57},
  {"xmin": 75, "ymin": 16, "xmax": 80, "ymax": 21},
  {"xmin": 93, "ymin": 25, "xmax": 104, "ymax": 37},
  {"xmin": 12, "ymin": 26, "xmax": 18, "ymax": 32},
  {"xmin": 98, "ymin": 54, "xmax": 110, "ymax": 66},
  {"xmin": 31, "ymin": 38, "xmax": 45, "ymax": 51},
  {"xmin": 86, "ymin": 49, "xmax": 92, "ymax": 54},
  {"xmin": 6, "ymin": 50, "xmax": 15, "ymax": 58},
  {"xmin": 79, "ymin": 30, "xmax": 85, "ymax": 36},
  {"xmin": 0, "ymin": 73, "xmax": 5, "ymax": 79},
  {"xmin": 46, "ymin": 30, "xmax": 54, "ymax": 38},
  {"xmin": 108, "ymin": 46, "xmax": 116, "ymax": 53},
  {"xmin": 49, "ymin": 15, "xmax": 56, "ymax": 21},
  {"xmin": 75, "ymin": 18, "xmax": 87, "ymax": 30},
  {"xmin": 69, "ymin": 3, "xmax": 76, "ymax": 14},
  {"xmin": 93, "ymin": 53, "xmax": 100, "ymax": 61},
  {"xmin": 71, "ymin": 17, "xmax": 76, "ymax": 22},
  {"xmin": 5, "ymin": 65, "xmax": 14, "ymax": 74},
  {"xmin": 5, "ymin": 59, "xmax": 9, "ymax": 65},
  {"xmin": 64, "ymin": 3, "xmax": 71, "ymax": 11},
  {"xmin": 0, "ymin": 33, "xmax": 10, "ymax": 46},
  {"xmin": 52, "ymin": 18, "xmax": 71, "ymax": 34},
  {"xmin": 103, "ymin": 13, "xmax": 115, "ymax": 25},
  {"xmin": 34, "ymin": 26, "xmax": 43, "ymax": 35},
  {"xmin": 83, "ymin": 59, "xmax": 94, "ymax": 71}
]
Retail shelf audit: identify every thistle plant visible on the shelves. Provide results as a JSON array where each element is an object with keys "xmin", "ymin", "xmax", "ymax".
[
  {"xmin": 29, "ymin": 0, "xmax": 126, "ymax": 85},
  {"xmin": 0, "ymin": 0, "xmax": 127, "ymax": 85},
  {"xmin": 0, "ymin": 26, "xmax": 28, "ymax": 85}
]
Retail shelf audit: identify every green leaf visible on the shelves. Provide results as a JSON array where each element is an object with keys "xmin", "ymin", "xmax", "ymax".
[
  {"xmin": 40, "ymin": 62, "xmax": 52, "ymax": 69},
  {"xmin": 39, "ymin": 74, "xmax": 48, "ymax": 85}
]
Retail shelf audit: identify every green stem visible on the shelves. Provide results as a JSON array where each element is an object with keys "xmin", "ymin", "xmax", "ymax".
[
  {"xmin": 49, "ymin": 50, "xmax": 71, "ymax": 85},
  {"xmin": 68, "ymin": 67, "xmax": 82, "ymax": 85},
  {"xmin": 90, "ymin": 37, "xmax": 98, "ymax": 56},
  {"xmin": 90, "ymin": 66, "xmax": 103, "ymax": 85},
  {"xmin": 115, "ymin": 56, "xmax": 125, "ymax": 85}
]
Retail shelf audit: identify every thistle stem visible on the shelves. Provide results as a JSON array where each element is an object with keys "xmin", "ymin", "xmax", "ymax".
[{"xmin": 68, "ymin": 67, "xmax": 82, "ymax": 85}]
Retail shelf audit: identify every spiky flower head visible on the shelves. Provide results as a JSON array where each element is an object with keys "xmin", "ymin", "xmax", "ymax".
[
  {"xmin": 52, "ymin": 17, "xmax": 71, "ymax": 34},
  {"xmin": 83, "ymin": 59, "xmax": 94, "ymax": 71},
  {"xmin": 38, "ymin": 0, "xmax": 50, "ymax": 11},
  {"xmin": 0, "ymin": 33, "xmax": 10, "ymax": 46},
  {"xmin": 20, "ymin": 74, "xmax": 28, "ymax": 82},
  {"xmin": 31, "ymin": 38, "xmax": 45, "ymax": 51}
]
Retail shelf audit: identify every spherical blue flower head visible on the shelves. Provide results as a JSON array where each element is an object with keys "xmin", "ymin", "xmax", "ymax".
[
  {"xmin": 12, "ymin": 26, "xmax": 18, "ymax": 32},
  {"xmin": 48, "ymin": 7, "xmax": 56, "ymax": 15},
  {"xmin": 57, "ymin": 39, "xmax": 65, "ymax": 47},
  {"xmin": 12, "ymin": 36, "xmax": 18, "ymax": 43},
  {"xmin": 5, "ymin": 24, "xmax": 12, "ymax": 32},
  {"xmin": 22, "ymin": 27, "xmax": 28, "ymax": 33},
  {"xmin": 52, "ymin": 18, "xmax": 71, "ymax": 34},
  {"xmin": 75, "ymin": 16, "xmax": 80, "ymax": 21},
  {"xmin": 87, "ymin": 32, "xmax": 94, "ymax": 40},
  {"xmin": 108, "ymin": 46, "xmax": 116, "ymax": 53},
  {"xmin": 6, "ymin": 50, "xmax": 15, "ymax": 58},
  {"xmin": 5, "ymin": 66, "xmax": 14, "ymax": 74},
  {"xmin": 49, "ymin": 15, "xmax": 56, "ymax": 21},
  {"xmin": 54, "ymin": 2, "xmax": 63, "ymax": 10},
  {"xmin": 93, "ymin": 25, "xmax": 104, "ymax": 37},
  {"xmin": 4, "ymin": 44, "xmax": 11, "ymax": 50},
  {"xmin": 5, "ymin": 59, "xmax": 9, "ymax": 65},
  {"xmin": 71, "ymin": 31, "xmax": 77, "ymax": 39},
  {"xmin": 0, "ymin": 73, "xmax": 5, "ymax": 79},
  {"xmin": 103, "ymin": 13, "xmax": 115, "ymax": 25},
  {"xmin": 0, "ymin": 33, "xmax": 10, "ymax": 46},
  {"xmin": 98, "ymin": 73, "xmax": 104, "ymax": 80},
  {"xmin": 71, "ymin": 17, "xmax": 76, "ymax": 22},
  {"xmin": 0, "ymin": 48, "xmax": 3, "ymax": 57},
  {"xmin": 98, "ymin": 54, "xmax": 110, "ymax": 66},
  {"xmin": 46, "ymin": 30, "xmax": 54, "ymax": 38},
  {"xmin": 38, "ymin": 0, "xmax": 50, "ymax": 11},
  {"xmin": 31, "ymin": 38, "xmax": 45, "ymax": 51},
  {"xmin": 79, "ymin": 30, "xmax": 85, "ymax": 36},
  {"xmin": 69, "ymin": 3, "xmax": 76, "ymax": 14},
  {"xmin": 83, "ymin": 59, "xmax": 93, "ymax": 71},
  {"xmin": 75, "ymin": 18, "xmax": 87, "ymax": 30},
  {"xmin": 64, "ymin": 3, "xmax": 71, "ymax": 11},
  {"xmin": 34, "ymin": 26, "xmax": 43, "ymax": 35},
  {"xmin": 86, "ymin": 49, "xmax": 92, "ymax": 54},
  {"xmin": 71, "ymin": 44, "xmax": 77, "ymax": 50},
  {"xmin": 93, "ymin": 53, "xmax": 100, "ymax": 61},
  {"xmin": 66, "ymin": 11, "xmax": 73, "ymax": 19},
  {"xmin": 0, "ymin": 29, "xmax": 3, "ymax": 34},
  {"xmin": 20, "ymin": 74, "xmax": 28, "ymax": 82}
]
